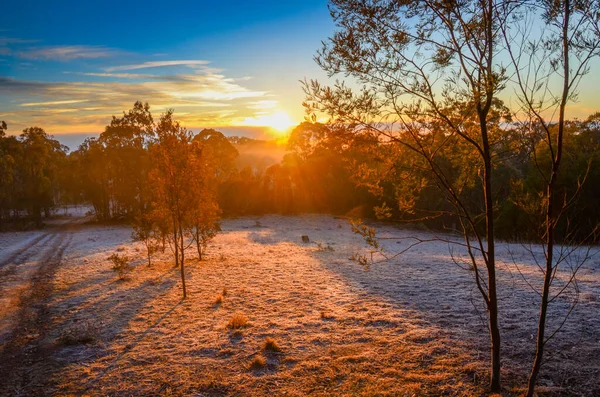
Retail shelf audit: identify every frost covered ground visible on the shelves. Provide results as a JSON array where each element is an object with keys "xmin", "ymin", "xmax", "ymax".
[{"xmin": 0, "ymin": 214, "xmax": 598, "ymax": 396}]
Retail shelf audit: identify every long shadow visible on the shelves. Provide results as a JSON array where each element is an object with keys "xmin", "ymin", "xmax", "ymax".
[
  {"xmin": 0, "ymin": 221, "xmax": 181, "ymax": 395},
  {"xmin": 241, "ymin": 215, "xmax": 599, "ymax": 393},
  {"xmin": 82, "ymin": 299, "xmax": 183, "ymax": 393}
]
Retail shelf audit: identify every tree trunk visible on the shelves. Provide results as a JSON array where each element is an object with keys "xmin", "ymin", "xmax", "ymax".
[
  {"xmin": 484, "ymin": 157, "xmax": 501, "ymax": 392},
  {"xmin": 195, "ymin": 228, "xmax": 203, "ymax": 260},
  {"xmin": 146, "ymin": 241, "xmax": 152, "ymax": 267},
  {"xmin": 173, "ymin": 218, "xmax": 179, "ymax": 269},
  {"xmin": 179, "ymin": 221, "xmax": 187, "ymax": 298},
  {"xmin": 526, "ymin": 3, "xmax": 570, "ymax": 395}
]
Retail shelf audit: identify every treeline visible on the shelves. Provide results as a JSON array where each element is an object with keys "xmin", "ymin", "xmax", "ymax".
[
  {"xmin": 1, "ymin": 103, "xmax": 599, "ymax": 242},
  {"xmin": 0, "ymin": 122, "xmax": 68, "ymax": 227},
  {"xmin": 0, "ymin": 103, "xmax": 370, "ymax": 230}
]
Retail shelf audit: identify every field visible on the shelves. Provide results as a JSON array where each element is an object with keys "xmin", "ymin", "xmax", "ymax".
[{"xmin": 0, "ymin": 212, "xmax": 598, "ymax": 396}]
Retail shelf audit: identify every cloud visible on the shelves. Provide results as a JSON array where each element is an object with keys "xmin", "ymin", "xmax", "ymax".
[
  {"xmin": 0, "ymin": 62, "xmax": 271, "ymax": 133},
  {"xmin": 70, "ymin": 72, "xmax": 156, "ymax": 79},
  {"xmin": 0, "ymin": 37, "xmax": 38, "ymax": 46},
  {"xmin": 247, "ymin": 100, "xmax": 279, "ymax": 110},
  {"xmin": 0, "ymin": 77, "xmax": 50, "ymax": 92},
  {"xmin": 17, "ymin": 45, "xmax": 120, "ymax": 61},
  {"xmin": 19, "ymin": 99, "xmax": 89, "ymax": 107},
  {"xmin": 105, "ymin": 60, "xmax": 210, "ymax": 72}
]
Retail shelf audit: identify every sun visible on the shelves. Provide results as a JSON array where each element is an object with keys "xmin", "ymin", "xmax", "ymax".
[
  {"xmin": 239, "ymin": 110, "xmax": 295, "ymax": 136},
  {"xmin": 267, "ymin": 111, "xmax": 294, "ymax": 132}
]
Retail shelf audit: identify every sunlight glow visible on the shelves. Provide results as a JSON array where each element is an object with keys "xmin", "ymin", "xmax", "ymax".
[{"xmin": 239, "ymin": 110, "xmax": 295, "ymax": 134}]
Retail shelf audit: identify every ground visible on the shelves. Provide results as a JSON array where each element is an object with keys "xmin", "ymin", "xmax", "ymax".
[{"xmin": 0, "ymin": 212, "xmax": 598, "ymax": 396}]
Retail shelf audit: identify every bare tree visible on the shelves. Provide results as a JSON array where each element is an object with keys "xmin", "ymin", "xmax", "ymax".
[{"xmin": 499, "ymin": 1, "xmax": 600, "ymax": 394}]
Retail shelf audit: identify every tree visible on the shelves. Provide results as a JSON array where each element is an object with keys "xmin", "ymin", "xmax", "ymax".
[
  {"xmin": 0, "ymin": 122, "xmax": 17, "ymax": 225},
  {"xmin": 73, "ymin": 138, "xmax": 112, "ymax": 220},
  {"xmin": 19, "ymin": 127, "xmax": 67, "ymax": 226},
  {"xmin": 306, "ymin": 1, "xmax": 600, "ymax": 393},
  {"xmin": 148, "ymin": 111, "xmax": 194, "ymax": 297},
  {"xmin": 99, "ymin": 101, "xmax": 154, "ymax": 219},
  {"xmin": 148, "ymin": 111, "xmax": 222, "ymax": 297},
  {"xmin": 304, "ymin": 0, "xmax": 506, "ymax": 390},
  {"xmin": 190, "ymin": 129, "xmax": 236, "ymax": 259},
  {"xmin": 499, "ymin": 1, "xmax": 600, "ymax": 394}
]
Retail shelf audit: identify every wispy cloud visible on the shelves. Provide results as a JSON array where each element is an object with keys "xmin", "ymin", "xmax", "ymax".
[
  {"xmin": 19, "ymin": 99, "xmax": 89, "ymax": 107},
  {"xmin": 105, "ymin": 60, "xmax": 210, "ymax": 72},
  {"xmin": 17, "ymin": 45, "xmax": 120, "ymax": 61},
  {"xmin": 0, "ymin": 60, "xmax": 271, "ymax": 133},
  {"xmin": 247, "ymin": 100, "xmax": 278, "ymax": 110},
  {"xmin": 71, "ymin": 72, "xmax": 156, "ymax": 79},
  {"xmin": 0, "ymin": 37, "xmax": 38, "ymax": 46}
]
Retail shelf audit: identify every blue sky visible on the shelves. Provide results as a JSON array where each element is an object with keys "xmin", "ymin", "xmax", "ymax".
[{"xmin": 0, "ymin": 0, "xmax": 333, "ymax": 144}]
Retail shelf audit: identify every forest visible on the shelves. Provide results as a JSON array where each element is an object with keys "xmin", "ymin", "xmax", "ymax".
[{"xmin": 1, "ymin": 104, "xmax": 599, "ymax": 241}]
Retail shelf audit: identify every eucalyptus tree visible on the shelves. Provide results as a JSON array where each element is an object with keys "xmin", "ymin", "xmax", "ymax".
[
  {"xmin": 304, "ymin": 0, "xmax": 508, "ymax": 390},
  {"xmin": 306, "ymin": 0, "xmax": 600, "ymax": 393}
]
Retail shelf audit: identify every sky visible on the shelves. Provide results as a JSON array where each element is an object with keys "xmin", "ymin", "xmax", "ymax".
[
  {"xmin": 3, "ymin": 1, "xmax": 600, "ymax": 150},
  {"xmin": 0, "ymin": 0, "xmax": 334, "ymax": 147}
]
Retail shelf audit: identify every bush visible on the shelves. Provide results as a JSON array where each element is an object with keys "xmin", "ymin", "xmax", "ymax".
[
  {"xmin": 108, "ymin": 253, "xmax": 132, "ymax": 280},
  {"xmin": 249, "ymin": 355, "xmax": 266, "ymax": 369},
  {"xmin": 263, "ymin": 337, "xmax": 281, "ymax": 352},
  {"xmin": 228, "ymin": 313, "xmax": 248, "ymax": 329},
  {"xmin": 58, "ymin": 320, "xmax": 99, "ymax": 346}
]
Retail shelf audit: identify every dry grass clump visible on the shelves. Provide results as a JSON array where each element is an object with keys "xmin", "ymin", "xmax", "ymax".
[
  {"xmin": 320, "ymin": 310, "xmax": 335, "ymax": 320},
  {"xmin": 227, "ymin": 313, "xmax": 248, "ymax": 329},
  {"xmin": 263, "ymin": 337, "xmax": 281, "ymax": 352},
  {"xmin": 222, "ymin": 287, "xmax": 228, "ymax": 296},
  {"xmin": 57, "ymin": 320, "xmax": 99, "ymax": 346},
  {"xmin": 249, "ymin": 355, "xmax": 266, "ymax": 369},
  {"xmin": 214, "ymin": 294, "xmax": 223, "ymax": 304}
]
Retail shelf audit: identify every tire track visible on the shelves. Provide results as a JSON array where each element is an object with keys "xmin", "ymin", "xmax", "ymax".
[
  {"xmin": 0, "ymin": 226, "xmax": 74, "ymax": 396},
  {"xmin": 0, "ymin": 231, "xmax": 53, "ymax": 270}
]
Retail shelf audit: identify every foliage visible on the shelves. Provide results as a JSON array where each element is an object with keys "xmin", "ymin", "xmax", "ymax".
[
  {"xmin": 108, "ymin": 253, "xmax": 132, "ymax": 280},
  {"xmin": 227, "ymin": 313, "xmax": 248, "ymax": 329}
]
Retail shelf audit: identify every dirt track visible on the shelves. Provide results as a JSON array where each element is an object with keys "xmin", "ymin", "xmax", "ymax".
[{"xmin": 0, "ymin": 223, "xmax": 74, "ymax": 395}]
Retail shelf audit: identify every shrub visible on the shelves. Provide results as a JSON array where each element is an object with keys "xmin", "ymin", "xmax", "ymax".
[
  {"xmin": 228, "ymin": 313, "xmax": 248, "ymax": 329},
  {"xmin": 249, "ymin": 355, "xmax": 266, "ymax": 369},
  {"xmin": 263, "ymin": 337, "xmax": 281, "ymax": 352},
  {"xmin": 58, "ymin": 320, "xmax": 99, "ymax": 346},
  {"xmin": 108, "ymin": 253, "xmax": 132, "ymax": 280}
]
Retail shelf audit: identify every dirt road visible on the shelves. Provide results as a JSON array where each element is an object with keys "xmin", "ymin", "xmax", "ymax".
[{"xmin": 0, "ymin": 222, "xmax": 75, "ymax": 395}]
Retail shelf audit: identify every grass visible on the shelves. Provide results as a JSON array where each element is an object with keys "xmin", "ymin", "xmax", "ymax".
[
  {"xmin": 57, "ymin": 321, "xmax": 98, "ymax": 346},
  {"xmin": 249, "ymin": 355, "xmax": 266, "ymax": 369},
  {"xmin": 228, "ymin": 313, "xmax": 248, "ymax": 329},
  {"xmin": 214, "ymin": 294, "xmax": 223, "ymax": 304},
  {"xmin": 263, "ymin": 337, "xmax": 281, "ymax": 352}
]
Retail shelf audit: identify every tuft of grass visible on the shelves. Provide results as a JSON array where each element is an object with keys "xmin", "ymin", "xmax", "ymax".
[
  {"xmin": 222, "ymin": 287, "xmax": 228, "ymax": 296},
  {"xmin": 249, "ymin": 355, "xmax": 266, "ymax": 369},
  {"xmin": 228, "ymin": 313, "xmax": 248, "ymax": 329},
  {"xmin": 214, "ymin": 294, "xmax": 223, "ymax": 304},
  {"xmin": 263, "ymin": 337, "xmax": 281, "ymax": 352},
  {"xmin": 57, "ymin": 321, "xmax": 98, "ymax": 346}
]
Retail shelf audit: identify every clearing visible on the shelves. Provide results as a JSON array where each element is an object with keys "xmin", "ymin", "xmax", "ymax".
[{"xmin": 0, "ymin": 213, "xmax": 598, "ymax": 396}]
